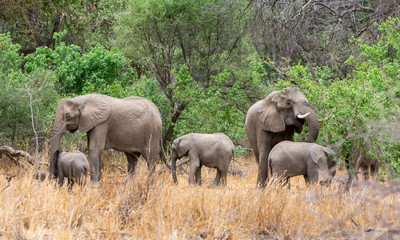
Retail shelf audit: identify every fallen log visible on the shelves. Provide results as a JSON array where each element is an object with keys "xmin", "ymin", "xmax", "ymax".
[{"xmin": 0, "ymin": 146, "xmax": 34, "ymax": 166}]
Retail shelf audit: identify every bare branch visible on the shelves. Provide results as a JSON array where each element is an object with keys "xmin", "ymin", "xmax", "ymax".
[{"xmin": 0, "ymin": 146, "xmax": 34, "ymax": 166}]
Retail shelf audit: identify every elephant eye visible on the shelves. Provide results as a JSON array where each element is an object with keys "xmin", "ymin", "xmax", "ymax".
[{"xmin": 287, "ymin": 101, "xmax": 292, "ymax": 106}]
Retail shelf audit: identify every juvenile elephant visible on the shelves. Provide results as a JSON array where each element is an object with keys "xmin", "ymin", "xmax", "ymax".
[
  {"xmin": 345, "ymin": 139, "xmax": 380, "ymax": 189},
  {"xmin": 268, "ymin": 141, "xmax": 336, "ymax": 187},
  {"xmin": 245, "ymin": 87, "xmax": 320, "ymax": 187},
  {"xmin": 171, "ymin": 133, "xmax": 235, "ymax": 187},
  {"xmin": 50, "ymin": 94, "xmax": 165, "ymax": 186},
  {"xmin": 52, "ymin": 150, "xmax": 89, "ymax": 189}
]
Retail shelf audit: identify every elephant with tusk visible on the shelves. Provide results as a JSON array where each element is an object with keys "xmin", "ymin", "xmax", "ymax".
[{"xmin": 245, "ymin": 87, "xmax": 320, "ymax": 187}]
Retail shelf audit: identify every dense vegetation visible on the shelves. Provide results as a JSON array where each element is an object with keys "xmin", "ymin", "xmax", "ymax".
[{"xmin": 0, "ymin": 0, "xmax": 399, "ymax": 181}]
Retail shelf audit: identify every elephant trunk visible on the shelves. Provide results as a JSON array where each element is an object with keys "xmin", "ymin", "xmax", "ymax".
[
  {"xmin": 160, "ymin": 140, "xmax": 172, "ymax": 170},
  {"xmin": 298, "ymin": 104, "xmax": 319, "ymax": 143},
  {"xmin": 171, "ymin": 152, "xmax": 178, "ymax": 184},
  {"xmin": 49, "ymin": 124, "xmax": 65, "ymax": 179}
]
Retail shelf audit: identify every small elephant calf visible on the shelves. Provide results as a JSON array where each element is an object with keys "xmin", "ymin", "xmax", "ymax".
[
  {"xmin": 52, "ymin": 150, "xmax": 89, "ymax": 189},
  {"xmin": 268, "ymin": 141, "xmax": 337, "ymax": 187},
  {"xmin": 171, "ymin": 133, "xmax": 235, "ymax": 187}
]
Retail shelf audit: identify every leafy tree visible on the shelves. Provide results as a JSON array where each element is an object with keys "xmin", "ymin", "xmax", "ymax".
[
  {"xmin": 0, "ymin": 33, "xmax": 57, "ymax": 145},
  {"xmin": 250, "ymin": 0, "xmax": 400, "ymax": 79},
  {"xmin": 115, "ymin": 0, "xmax": 256, "ymax": 146},
  {"xmin": 25, "ymin": 32, "xmax": 135, "ymax": 96},
  {"xmin": 0, "ymin": 0, "xmax": 127, "ymax": 54}
]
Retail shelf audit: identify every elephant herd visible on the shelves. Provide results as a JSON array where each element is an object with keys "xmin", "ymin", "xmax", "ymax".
[{"xmin": 49, "ymin": 87, "xmax": 378, "ymax": 189}]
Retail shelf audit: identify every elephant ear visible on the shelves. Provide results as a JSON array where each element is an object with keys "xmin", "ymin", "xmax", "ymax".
[
  {"xmin": 78, "ymin": 94, "xmax": 112, "ymax": 133},
  {"xmin": 323, "ymin": 147, "xmax": 336, "ymax": 167},
  {"xmin": 310, "ymin": 144, "xmax": 328, "ymax": 171},
  {"xmin": 258, "ymin": 91, "xmax": 285, "ymax": 132},
  {"xmin": 177, "ymin": 136, "xmax": 193, "ymax": 158}
]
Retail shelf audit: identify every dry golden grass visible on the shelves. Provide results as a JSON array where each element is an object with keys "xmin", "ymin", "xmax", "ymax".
[{"xmin": 0, "ymin": 153, "xmax": 399, "ymax": 239}]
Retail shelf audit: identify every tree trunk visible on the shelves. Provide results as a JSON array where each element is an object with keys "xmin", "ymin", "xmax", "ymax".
[{"xmin": 162, "ymin": 102, "xmax": 186, "ymax": 149}]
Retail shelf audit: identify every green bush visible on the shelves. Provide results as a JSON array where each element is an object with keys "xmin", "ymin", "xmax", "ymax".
[
  {"xmin": 0, "ymin": 33, "xmax": 57, "ymax": 145},
  {"xmin": 25, "ymin": 31, "xmax": 135, "ymax": 97}
]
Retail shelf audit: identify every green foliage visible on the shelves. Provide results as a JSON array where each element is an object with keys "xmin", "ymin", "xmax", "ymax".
[
  {"xmin": 167, "ymin": 64, "xmax": 263, "ymax": 143},
  {"xmin": 0, "ymin": 0, "xmax": 127, "ymax": 53},
  {"xmin": 0, "ymin": 33, "xmax": 57, "ymax": 145},
  {"xmin": 25, "ymin": 32, "xmax": 135, "ymax": 97},
  {"xmin": 115, "ymin": 0, "xmax": 249, "ymax": 83}
]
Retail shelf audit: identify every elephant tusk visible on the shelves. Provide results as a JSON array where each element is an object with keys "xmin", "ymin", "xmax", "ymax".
[{"xmin": 297, "ymin": 112, "xmax": 310, "ymax": 119}]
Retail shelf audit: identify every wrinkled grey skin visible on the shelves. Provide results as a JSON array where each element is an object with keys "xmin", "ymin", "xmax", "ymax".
[
  {"xmin": 171, "ymin": 133, "xmax": 235, "ymax": 187},
  {"xmin": 345, "ymin": 139, "xmax": 379, "ymax": 190},
  {"xmin": 52, "ymin": 150, "xmax": 89, "ymax": 189},
  {"xmin": 245, "ymin": 87, "xmax": 320, "ymax": 187},
  {"xmin": 268, "ymin": 141, "xmax": 337, "ymax": 187},
  {"xmin": 50, "ymin": 94, "xmax": 163, "ymax": 186}
]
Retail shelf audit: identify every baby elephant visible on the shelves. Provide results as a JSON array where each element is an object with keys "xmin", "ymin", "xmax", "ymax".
[
  {"xmin": 345, "ymin": 139, "xmax": 380, "ymax": 190},
  {"xmin": 171, "ymin": 133, "xmax": 235, "ymax": 187},
  {"xmin": 52, "ymin": 150, "xmax": 89, "ymax": 189},
  {"xmin": 268, "ymin": 141, "xmax": 337, "ymax": 187}
]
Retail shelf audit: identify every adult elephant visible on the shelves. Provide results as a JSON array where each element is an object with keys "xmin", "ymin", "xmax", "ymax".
[
  {"xmin": 245, "ymin": 87, "xmax": 320, "ymax": 187},
  {"xmin": 49, "ymin": 94, "xmax": 163, "ymax": 186}
]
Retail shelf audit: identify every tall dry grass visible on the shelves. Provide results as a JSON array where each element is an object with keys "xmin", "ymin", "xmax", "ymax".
[{"xmin": 0, "ymin": 153, "xmax": 399, "ymax": 239}]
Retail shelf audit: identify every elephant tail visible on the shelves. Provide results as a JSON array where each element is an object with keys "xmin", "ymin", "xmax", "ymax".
[{"xmin": 160, "ymin": 139, "xmax": 172, "ymax": 170}]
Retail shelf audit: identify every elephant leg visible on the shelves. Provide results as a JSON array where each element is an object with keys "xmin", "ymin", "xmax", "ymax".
[
  {"xmin": 188, "ymin": 154, "xmax": 200, "ymax": 186},
  {"xmin": 303, "ymin": 174, "xmax": 309, "ymax": 184},
  {"xmin": 195, "ymin": 165, "xmax": 202, "ymax": 186},
  {"xmin": 256, "ymin": 133, "xmax": 271, "ymax": 187},
  {"xmin": 146, "ymin": 151, "xmax": 157, "ymax": 177},
  {"xmin": 58, "ymin": 172, "xmax": 65, "ymax": 187},
  {"xmin": 68, "ymin": 178, "xmax": 74, "ymax": 191},
  {"xmin": 143, "ymin": 134, "xmax": 160, "ymax": 180},
  {"xmin": 220, "ymin": 170, "xmax": 228, "ymax": 186},
  {"xmin": 253, "ymin": 149, "xmax": 260, "ymax": 165},
  {"xmin": 257, "ymin": 149, "xmax": 271, "ymax": 187},
  {"xmin": 213, "ymin": 169, "xmax": 222, "ymax": 186},
  {"xmin": 306, "ymin": 168, "xmax": 319, "ymax": 185},
  {"xmin": 76, "ymin": 174, "xmax": 81, "ymax": 186},
  {"xmin": 282, "ymin": 177, "xmax": 290, "ymax": 189},
  {"xmin": 125, "ymin": 152, "xmax": 139, "ymax": 176},
  {"xmin": 87, "ymin": 126, "xmax": 106, "ymax": 185},
  {"xmin": 76, "ymin": 170, "xmax": 85, "ymax": 186},
  {"xmin": 345, "ymin": 158, "xmax": 357, "ymax": 190}
]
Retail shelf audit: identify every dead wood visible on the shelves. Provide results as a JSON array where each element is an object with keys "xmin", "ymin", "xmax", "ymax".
[{"xmin": 0, "ymin": 146, "xmax": 34, "ymax": 166}]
